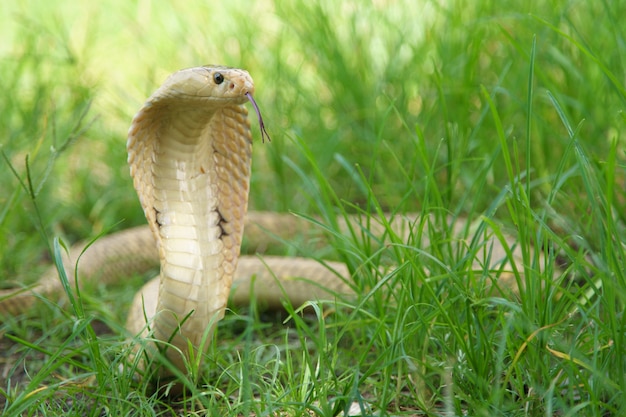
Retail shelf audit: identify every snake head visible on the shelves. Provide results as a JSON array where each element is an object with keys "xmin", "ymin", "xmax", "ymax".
[
  {"xmin": 141, "ymin": 65, "xmax": 270, "ymax": 143},
  {"xmin": 155, "ymin": 66, "xmax": 254, "ymax": 105},
  {"xmin": 148, "ymin": 66, "xmax": 270, "ymax": 142}
]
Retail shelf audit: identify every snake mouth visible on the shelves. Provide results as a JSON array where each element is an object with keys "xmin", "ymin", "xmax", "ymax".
[{"xmin": 246, "ymin": 92, "xmax": 271, "ymax": 143}]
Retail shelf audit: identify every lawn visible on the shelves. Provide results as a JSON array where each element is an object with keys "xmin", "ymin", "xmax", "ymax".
[{"xmin": 1, "ymin": 0, "xmax": 625, "ymax": 415}]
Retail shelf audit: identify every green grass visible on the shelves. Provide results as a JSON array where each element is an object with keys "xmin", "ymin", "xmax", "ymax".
[{"xmin": 1, "ymin": 0, "xmax": 625, "ymax": 415}]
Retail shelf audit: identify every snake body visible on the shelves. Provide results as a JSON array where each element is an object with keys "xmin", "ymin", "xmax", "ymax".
[{"xmin": 0, "ymin": 65, "xmax": 547, "ymax": 389}]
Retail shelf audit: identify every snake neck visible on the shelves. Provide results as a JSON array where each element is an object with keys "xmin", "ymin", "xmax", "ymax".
[{"xmin": 128, "ymin": 104, "xmax": 252, "ymax": 354}]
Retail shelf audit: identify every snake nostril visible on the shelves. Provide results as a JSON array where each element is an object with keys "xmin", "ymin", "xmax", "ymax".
[{"xmin": 229, "ymin": 83, "xmax": 235, "ymax": 90}]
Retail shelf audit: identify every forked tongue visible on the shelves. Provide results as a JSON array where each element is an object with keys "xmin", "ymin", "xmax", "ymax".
[{"xmin": 246, "ymin": 92, "xmax": 271, "ymax": 143}]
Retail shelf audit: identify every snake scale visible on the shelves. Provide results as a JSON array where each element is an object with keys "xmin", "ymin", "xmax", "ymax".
[{"xmin": 0, "ymin": 66, "xmax": 536, "ymax": 389}]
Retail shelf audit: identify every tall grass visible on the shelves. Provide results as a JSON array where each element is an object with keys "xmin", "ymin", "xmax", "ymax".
[{"xmin": 1, "ymin": 0, "xmax": 625, "ymax": 415}]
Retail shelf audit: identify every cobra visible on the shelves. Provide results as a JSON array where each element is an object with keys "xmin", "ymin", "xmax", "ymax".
[
  {"xmin": 0, "ymin": 65, "xmax": 537, "ymax": 390},
  {"xmin": 124, "ymin": 65, "xmax": 348, "ymax": 381}
]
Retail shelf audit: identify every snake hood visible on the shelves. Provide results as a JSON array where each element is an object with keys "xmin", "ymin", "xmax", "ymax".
[{"xmin": 126, "ymin": 65, "xmax": 257, "ymax": 379}]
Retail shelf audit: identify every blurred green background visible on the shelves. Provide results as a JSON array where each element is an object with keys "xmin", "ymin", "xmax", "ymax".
[{"xmin": 2, "ymin": 0, "xmax": 624, "ymax": 245}]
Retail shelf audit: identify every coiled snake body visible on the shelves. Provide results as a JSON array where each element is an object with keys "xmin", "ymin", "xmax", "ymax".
[{"xmin": 1, "ymin": 65, "xmax": 536, "ymax": 388}]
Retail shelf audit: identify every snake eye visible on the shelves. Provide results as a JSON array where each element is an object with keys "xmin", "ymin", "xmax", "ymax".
[{"xmin": 213, "ymin": 72, "xmax": 224, "ymax": 85}]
